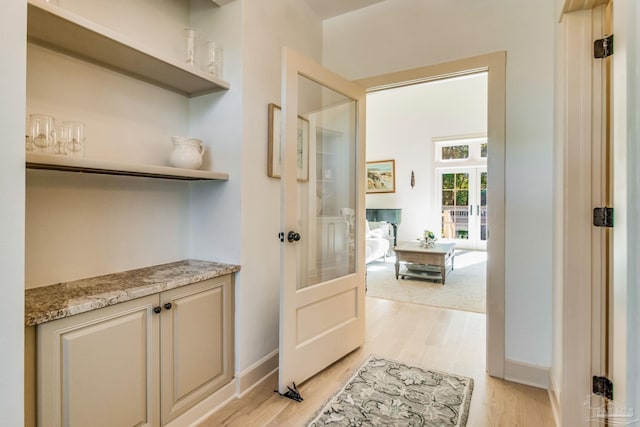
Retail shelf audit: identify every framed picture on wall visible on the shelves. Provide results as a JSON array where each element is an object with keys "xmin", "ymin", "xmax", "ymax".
[
  {"xmin": 366, "ymin": 160, "xmax": 396, "ymax": 193},
  {"xmin": 268, "ymin": 103, "xmax": 309, "ymax": 182}
]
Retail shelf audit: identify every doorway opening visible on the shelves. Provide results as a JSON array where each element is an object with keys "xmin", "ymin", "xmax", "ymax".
[
  {"xmin": 357, "ymin": 52, "xmax": 506, "ymax": 377},
  {"xmin": 364, "ymin": 73, "xmax": 488, "ymax": 314}
]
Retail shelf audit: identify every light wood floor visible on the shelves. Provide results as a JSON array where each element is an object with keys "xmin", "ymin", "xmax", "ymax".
[{"xmin": 198, "ymin": 297, "xmax": 555, "ymax": 427}]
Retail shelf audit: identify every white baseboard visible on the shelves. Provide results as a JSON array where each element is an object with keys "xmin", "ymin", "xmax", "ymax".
[
  {"xmin": 165, "ymin": 351, "xmax": 280, "ymax": 426},
  {"xmin": 166, "ymin": 379, "xmax": 237, "ymax": 427},
  {"xmin": 504, "ymin": 358, "xmax": 550, "ymax": 389},
  {"xmin": 547, "ymin": 371, "xmax": 561, "ymax": 427},
  {"xmin": 236, "ymin": 349, "xmax": 279, "ymax": 397}
]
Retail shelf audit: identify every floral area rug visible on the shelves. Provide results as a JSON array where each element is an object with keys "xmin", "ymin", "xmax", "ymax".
[{"xmin": 307, "ymin": 355, "xmax": 474, "ymax": 426}]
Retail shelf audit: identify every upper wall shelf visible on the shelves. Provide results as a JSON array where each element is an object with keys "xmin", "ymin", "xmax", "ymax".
[
  {"xmin": 26, "ymin": 153, "xmax": 229, "ymax": 181},
  {"xmin": 26, "ymin": 0, "xmax": 230, "ymax": 98}
]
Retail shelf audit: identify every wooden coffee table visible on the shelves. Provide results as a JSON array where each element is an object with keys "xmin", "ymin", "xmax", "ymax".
[{"xmin": 394, "ymin": 242, "xmax": 456, "ymax": 284}]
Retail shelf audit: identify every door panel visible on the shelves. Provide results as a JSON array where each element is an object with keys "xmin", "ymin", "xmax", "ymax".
[
  {"xmin": 279, "ymin": 47, "xmax": 365, "ymax": 393},
  {"xmin": 160, "ymin": 277, "xmax": 233, "ymax": 424},
  {"xmin": 37, "ymin": 295, "xmax": 159, "ymax": 427}
]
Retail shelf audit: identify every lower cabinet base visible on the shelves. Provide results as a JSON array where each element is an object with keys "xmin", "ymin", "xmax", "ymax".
[
  {"xmin": 164, "ymin": 379, "xmax": 237, "ymax": 427},
  {"xmin": 34, "ymin": 275, "xmax": 235, "ymax": 427}
]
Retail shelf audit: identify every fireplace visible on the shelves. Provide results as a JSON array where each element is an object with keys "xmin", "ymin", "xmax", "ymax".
[{"xmin": 366, "ymin": 209, "xmax": 402, "ymax": 247}]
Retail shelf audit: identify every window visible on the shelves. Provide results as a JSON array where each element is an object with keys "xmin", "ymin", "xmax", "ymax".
[
  {"xmin": 434, "ymin": 135, "xmax": 487, "ymax": 163},
  {"xmin": 441, "ymin": 145, "xmax": 469, "ymax": 160}
]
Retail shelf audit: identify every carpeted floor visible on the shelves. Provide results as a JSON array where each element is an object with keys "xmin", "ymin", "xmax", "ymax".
[
  {"xmin": 366, "ymin": 250, "xmax": 486, "ymax": 313},
  {"xmin": 307, "ymin": 355, "xmax": 474, "ymax": 427}
]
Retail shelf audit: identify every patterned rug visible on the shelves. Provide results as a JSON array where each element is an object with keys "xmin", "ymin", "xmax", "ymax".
[
  {"xmin": 307, "ymin": 355, "xmax": 474, "ymax": 426},
  {"xmin": 366, "ymin": 250, "xmax": 486, "ymax": 313}
]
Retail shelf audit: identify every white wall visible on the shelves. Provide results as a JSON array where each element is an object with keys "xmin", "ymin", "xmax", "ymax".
[
  {"xmin": 234, "ymin": 0, "xmax": 322, "ymax": 372},
  {"xmin": 1, "ymin": 0, "xmax": 25, "ymax": 424},
  {"xmin": 189, "ymin": 0, "xmax": 323, "ymax": 374},
  {"xmin": 323, "ymin": 0, "xmax": 555, "ymax": 367},
  {"xmin": 613, "ymin": 0, "xmax": 640, "ymax": 413},
  {"xmin": 366, "ymin": 74, "xmax": 487, "ymax": 242}
]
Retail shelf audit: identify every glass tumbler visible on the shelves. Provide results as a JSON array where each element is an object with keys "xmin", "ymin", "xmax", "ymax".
[
  {"xmin": 200, "ymin": 41, "xmax": 223, "ymax": 78},
  {"xmin": 30, "ymin": 114, "xmax": 55, "ymax": 153},
  {"xmin": 63, "ymin": 121, "xmax": 85, "ymax": 157},
  {"xmin": 52, "ymin": 125, "xmax": 68, "ymax": 155}
]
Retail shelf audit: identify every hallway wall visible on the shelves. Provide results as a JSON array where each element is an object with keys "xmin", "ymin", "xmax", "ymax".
[{"xmin": 323, "ymin": 0, "xmax": 555, "ymax": 368}]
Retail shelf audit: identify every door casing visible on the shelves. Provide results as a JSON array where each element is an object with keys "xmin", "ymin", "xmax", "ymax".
[{"xmin": 357, "ymin": 51, "xmax": 506, "ymax": 378}]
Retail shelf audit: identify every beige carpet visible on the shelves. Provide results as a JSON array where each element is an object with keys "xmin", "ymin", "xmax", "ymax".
[{"xmin": 366, "ymin": 250, "xmax": 486, "ymax": 313}]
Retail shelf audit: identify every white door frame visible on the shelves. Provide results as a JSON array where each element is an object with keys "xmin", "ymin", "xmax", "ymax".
[
  {"xmin": 357, "ymin": 51, "xmax": 507, "ymax": 378},
  {"xmin": 556, "ymin": 2, "xmax": 618, "ymax": 426}
]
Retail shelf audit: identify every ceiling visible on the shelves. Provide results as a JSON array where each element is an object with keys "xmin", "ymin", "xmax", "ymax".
[{"xmin": 304, "ymin": 0, "xmax": 386, "ymax": 19}]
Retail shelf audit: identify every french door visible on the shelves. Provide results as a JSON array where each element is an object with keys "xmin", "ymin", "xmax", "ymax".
[
  {"xmin": 438, "ymin": 167, "xmax": 487, "ymax": 250},
  {"xmin": 278, "ymin": 48, "xmax": 366, "ymax": 394}
]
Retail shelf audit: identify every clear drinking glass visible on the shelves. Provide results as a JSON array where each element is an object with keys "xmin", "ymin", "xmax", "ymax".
[
  {"xmin": 30, "ymin": 114, "xmax": 55, "ymax": 153},
  {"xmin": 184, "ymin": 28, "xmax": 198, "ymax": 67},
  {"xmin": 52, "ymin": 125, "xmax": 68, "ymax": 155},
  {"xmin": 200, "ymin": 41, "xmax": 223, "ymax": 78},
  {"xmin": 63, "ymin": 121, "xmax": 85, "ymax": 157}
]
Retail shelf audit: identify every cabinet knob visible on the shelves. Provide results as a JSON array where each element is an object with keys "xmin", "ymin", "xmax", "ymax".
[
  {"xmin": 164, "ymin": 302, "xmax": 172, "ymax": 310},
  {"xmin": 153, "ymin": 306, "xmax": 162, "ymax": 314}
]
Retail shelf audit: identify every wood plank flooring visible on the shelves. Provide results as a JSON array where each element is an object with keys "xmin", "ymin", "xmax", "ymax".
[{"xmin": 198, "ymin": 297, "xmax": 555, "ymax": 427}]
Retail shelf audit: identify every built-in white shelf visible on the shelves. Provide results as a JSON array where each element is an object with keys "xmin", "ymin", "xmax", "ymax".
[
  {"xmin": 26, "ymin": 0, "xmax": 230, "ymax": 97},
  {"xmin": 26, "ymin": 153, "xmax": 229, "ymax": 181}
]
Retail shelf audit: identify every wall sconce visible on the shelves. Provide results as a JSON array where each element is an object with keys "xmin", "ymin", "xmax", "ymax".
[{"xmin": 410, "ymin": 170, "xmax": 415, "ymax": 189}]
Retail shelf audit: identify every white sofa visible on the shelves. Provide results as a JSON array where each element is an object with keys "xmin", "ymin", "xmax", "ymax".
[{"xmin": 365, "ymin": 221, "xmax": 392, "ymax": 264}]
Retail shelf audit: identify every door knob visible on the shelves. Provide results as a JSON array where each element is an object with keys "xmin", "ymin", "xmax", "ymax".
[{"xmin": 287, "ymin": 231, "xmax": 301, "ymax": 242}]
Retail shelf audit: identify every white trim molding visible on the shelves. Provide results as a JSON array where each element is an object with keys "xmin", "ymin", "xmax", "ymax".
[
  {"xmin": 167, "ymin": 380, "xmax": 237, "ymax": 427},
  {"xmin": 548, "ymin": 371, "xmax": 561, "ymax": 427},
  {"xmin": 504, "ymin": 359, "xmax": 550, "ymax": 389},
  {"xmin": 356, "ymin": 51, "xmax": 507, "ymax": 379},
  {"xmin": 235, "ymin": 349, "xmax": 279, "ymax": 397}
]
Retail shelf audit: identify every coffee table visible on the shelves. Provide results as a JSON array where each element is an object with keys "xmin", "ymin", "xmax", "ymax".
[{"xmin": 394, "ymin": 242, "xmax": 456, "ymax": 284}]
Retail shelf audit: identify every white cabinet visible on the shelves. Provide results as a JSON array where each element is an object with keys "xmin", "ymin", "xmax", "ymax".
[
  {"xmin": 37, "ymin": 294, "xmax": 159, "ymax": 427},
  {"xmin": 37, "ymin": 276, "xmax": 234, "ymax": 427},
  {"xmin": 160, "ymin": 278, "xmax": 234, "ymax": 424}
]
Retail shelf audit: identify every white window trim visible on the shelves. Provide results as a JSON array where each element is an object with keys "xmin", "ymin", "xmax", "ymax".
[{"xmin": 434, "ymin": 134, "xmax": 488, "ymax": 166}]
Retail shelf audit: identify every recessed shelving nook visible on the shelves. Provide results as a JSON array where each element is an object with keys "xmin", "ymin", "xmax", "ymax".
[
  {"xmin": 27, "ymin": 0, "xmax": 230, "ymax": 97},
  {"xmin": 25, "ymin": 0, "xmax": 238, "ymax": 423},
  {"xmin": 25, "ymin": 0, "xmax": 232, "ymax": 178}
]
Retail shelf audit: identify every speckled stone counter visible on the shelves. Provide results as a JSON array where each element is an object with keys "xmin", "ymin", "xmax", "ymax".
[{"xmin": 25, "ymin": 259, "xmax": 240, "ymax": 326}]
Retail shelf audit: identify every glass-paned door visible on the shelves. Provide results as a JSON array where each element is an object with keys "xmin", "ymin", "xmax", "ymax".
[
  {"xmin": 439, "ymin": 167, "xmax": 486, "ymax": 250},
  {"xmin": 279, "ymin": 48, "xmax": 366, "ymax": 394}
]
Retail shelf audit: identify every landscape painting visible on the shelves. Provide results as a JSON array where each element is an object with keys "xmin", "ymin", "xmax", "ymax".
[{"xmin": 366, "ymin": 160, "xmax": 395, "ymax": 193}]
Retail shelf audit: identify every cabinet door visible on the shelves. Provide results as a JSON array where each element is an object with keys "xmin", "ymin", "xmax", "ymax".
[
  {"xmin": 160, "ymin": 276, "xmax": 234, "ymax": 424},
  {"xmin": 37, "ymin": 295, "xmax": 160, "ymax": 427}
]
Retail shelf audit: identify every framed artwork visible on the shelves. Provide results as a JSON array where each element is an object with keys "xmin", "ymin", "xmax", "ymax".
[
  {"xmin": 366, "ymin": 160, "xmax": 396, "ymax": 193},
  {"xmin": 268, "ymin": 103, "xmax": 309, "ymax": 182}
]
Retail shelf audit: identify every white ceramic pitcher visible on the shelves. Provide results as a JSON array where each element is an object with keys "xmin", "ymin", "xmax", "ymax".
[{"xmin": 169, "ymin": 136, "xmax": 204, "ymax": 169}]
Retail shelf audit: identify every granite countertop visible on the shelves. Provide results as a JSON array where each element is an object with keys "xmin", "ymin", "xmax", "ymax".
[{"xmin": 25, "ymin": 259, "xmax": 240, "ymax": 327}]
